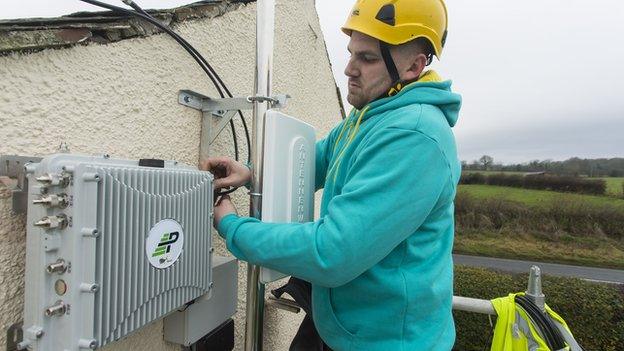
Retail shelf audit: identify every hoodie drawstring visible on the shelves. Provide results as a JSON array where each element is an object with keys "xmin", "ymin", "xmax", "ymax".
[{"xmin": 327, "ymin": 105, "xmax": 370, "ymax": 180}]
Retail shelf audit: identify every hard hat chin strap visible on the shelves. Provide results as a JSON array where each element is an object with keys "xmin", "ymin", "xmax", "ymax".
[
  {"xmin": 379, "ymin": 41, "xmax": 402, "ymax": 97},
  {"xmin": 379, "ymin": 40, "xmax": 436, "ymax": 97}
]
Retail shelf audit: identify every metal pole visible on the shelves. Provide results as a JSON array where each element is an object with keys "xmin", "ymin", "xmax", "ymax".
[
  {"xmin": 452, "ymin": 265, "xmax": 546, "ymax": 316},
  {"xmin": 452, "ymin": 296, "xmax": 496, "ymax": 315},
  {"xmin": 525, "ymin": 265, "xmax": 545, "ymax": 312},
  {"xmin": 245, "ymin": 0, "xmax": 274, "ymax": 350}
]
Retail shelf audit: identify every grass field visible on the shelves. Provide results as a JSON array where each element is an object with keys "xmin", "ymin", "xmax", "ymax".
[
  {"xmin": 455, "ymin": 184, "xmax": 624, "ymax": 269},
  {"xmin": 603, "ymin": 177, "xmax": 624, "ymax": 197},
  {"xmin": 458, "ymin": 184, "xmax": 624, "ymax": 209},
  {"xmin": 455, "ymin": 229, "xmax": 624, "ymax": 269}
]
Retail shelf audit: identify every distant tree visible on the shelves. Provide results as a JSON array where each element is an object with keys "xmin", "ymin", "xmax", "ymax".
[
  {"xmin": 473, "ymin": 157, "xmax": 624, "ymax": 177},
  {"xmin": 540, "ymin": 159, "xmax": 553, "ymax": 171},
  {"xmin": 528, "ymin": 160, "xmax": 541, "ymax": 172},
  {"xmin": 479, "ymin": 155, "xmax": 494, "ymax": 170}
]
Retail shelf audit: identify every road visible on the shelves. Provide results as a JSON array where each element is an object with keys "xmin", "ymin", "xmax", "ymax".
[{"xmin": 454, "ymin": 254, "xmax": 624, "ymax": 284}]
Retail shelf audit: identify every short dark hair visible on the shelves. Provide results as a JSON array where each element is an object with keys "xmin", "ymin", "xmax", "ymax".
[
  {"xmin": 395, "ymin": 37, "xmax": 435, "ymax": 66},
  {"xmin": 414, "ymin": 37, "xmax": 435, "ymax": 58}
]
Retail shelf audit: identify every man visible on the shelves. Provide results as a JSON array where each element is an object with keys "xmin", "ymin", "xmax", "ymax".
[{"xmin": 202, "ymin": 0, "xmax": 461, "ymax": 349}]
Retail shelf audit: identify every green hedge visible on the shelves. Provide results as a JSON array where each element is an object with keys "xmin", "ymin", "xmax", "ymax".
[
  {"xmin": 453, "ymin": 266, "xmax": 624, "ymax": 351},
  {"xmin": 455, "ymin": 191, "xmax": 624, "ymax": 240},
  {"xmin": 460, "ymin": 172, "xmax": 607, "ymax": 195}
]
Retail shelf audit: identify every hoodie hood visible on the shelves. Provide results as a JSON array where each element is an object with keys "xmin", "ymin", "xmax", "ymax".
[
  {"xmin": 363, "ymin": 70, "xmax": 462, "ymax": 127},
  {"xmin": 328, "ymin": 70, "xmax": 461, "ymax": 181}
]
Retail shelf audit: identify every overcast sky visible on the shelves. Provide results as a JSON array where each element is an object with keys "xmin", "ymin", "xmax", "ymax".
[{"xmin": 3, "ymin": 1, "xmax": 623, "ymax": 163}]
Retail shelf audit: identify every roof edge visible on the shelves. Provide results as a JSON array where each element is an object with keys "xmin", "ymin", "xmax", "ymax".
[{"xmin": 0, "ymin": 0, "xmax": 255, "ymax": 55}]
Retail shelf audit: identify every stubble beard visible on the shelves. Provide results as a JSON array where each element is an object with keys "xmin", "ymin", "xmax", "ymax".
[{"xmin": 347, "ymin": 89, "xmax": 365, "ymax": 110}]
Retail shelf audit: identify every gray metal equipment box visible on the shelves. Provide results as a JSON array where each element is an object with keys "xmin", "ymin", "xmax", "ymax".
[
  {"xmin": 164, "ymin": 255, "xmax": 238, "ymax": 346},
  {"xmin": 20, "ymin": 154, "xmax": 214, "ymax": 350}
]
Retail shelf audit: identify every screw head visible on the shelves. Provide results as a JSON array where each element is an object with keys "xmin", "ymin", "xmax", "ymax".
[{"xmin": 58, "ymin": 142, "xmax": 70, "ymax": 153}]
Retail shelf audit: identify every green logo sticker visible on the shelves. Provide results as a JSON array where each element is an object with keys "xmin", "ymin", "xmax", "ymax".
[
  {"xmin": 146, "ymin": 219, "xmax": 184, "ymax": 269},
  {"xmin": 151, "ymin": 232, "xmax": 180, "ymax": 257}
]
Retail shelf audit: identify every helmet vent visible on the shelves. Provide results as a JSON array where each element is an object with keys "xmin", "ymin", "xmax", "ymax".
[{"xmin": 375, "ymin": 4, "xmax": 395, "ymax": 26}]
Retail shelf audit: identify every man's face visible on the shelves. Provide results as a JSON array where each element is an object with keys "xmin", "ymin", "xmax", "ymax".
[{"xmin": 344, "ymin": 31, "xmax": 392, "ymax": 109}]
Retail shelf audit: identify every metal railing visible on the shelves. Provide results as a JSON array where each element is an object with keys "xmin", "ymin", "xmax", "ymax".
[{"xmin": 270, "ymin": 266, "xmax": 547, "ymax": 318}]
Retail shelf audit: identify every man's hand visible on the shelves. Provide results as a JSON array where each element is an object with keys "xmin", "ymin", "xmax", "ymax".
[
  {"xmin": 200, "ymin": 157, "xmax": 251, "ymax": 190},
  {"xmin": 214, "ymin": 195, "xmax": 237, "ymax": 230}
]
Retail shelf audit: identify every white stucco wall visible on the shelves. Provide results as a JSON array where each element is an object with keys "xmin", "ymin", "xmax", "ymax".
[{"xmin": 0, "ymin": 1, "xmax": 343, "ymax": 350}]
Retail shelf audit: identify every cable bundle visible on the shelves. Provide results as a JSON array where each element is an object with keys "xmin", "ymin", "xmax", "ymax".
[{"xmin": 79, "ymin": 0, "xmax": 251, "ymax": 196}]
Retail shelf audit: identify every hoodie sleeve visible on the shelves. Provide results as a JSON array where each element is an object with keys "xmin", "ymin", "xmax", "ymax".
[{"xmin": 218, "ymin": 127, "xmax": 452, "ymax": 288}]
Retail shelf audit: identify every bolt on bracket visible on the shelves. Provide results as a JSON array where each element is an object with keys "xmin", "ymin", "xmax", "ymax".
[
  {"xmin": 0, "ymin": 155, "xmax": 43, "ymax": 214},
  {"xmin": 178, "ymin": 90, "xmax": 290, "ymax": 159},
  {"xmin": 179, "ymin": 90, "xmax": 290, "ymax": 113}
]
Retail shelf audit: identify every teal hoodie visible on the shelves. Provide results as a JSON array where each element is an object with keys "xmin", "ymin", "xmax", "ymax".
[{"xmin": 218, "ymin": 72, "xmax": 462, "ymax": 351}]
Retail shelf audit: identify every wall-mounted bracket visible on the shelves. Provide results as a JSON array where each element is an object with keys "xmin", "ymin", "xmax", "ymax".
[
  {"xmin": 178, "ymin": 90, "xmax": 290, "ymax": 160},
  {"xmin": 0, "ymin": 155, "xmax": 42, "ymax": 214},
  {"xmin": 6, "ymin": 321, "xmax": 23, "ymax": 351}
]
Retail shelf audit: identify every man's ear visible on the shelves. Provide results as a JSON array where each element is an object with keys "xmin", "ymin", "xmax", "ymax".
[{"xmin": 402, "ymin": 53, "xmax": 428, "ymax": 81}]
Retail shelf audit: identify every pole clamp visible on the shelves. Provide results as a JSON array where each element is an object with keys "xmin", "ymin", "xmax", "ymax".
[{"xmin": 246, "ymin": 94, "xmax": 290, "ymax": 108}]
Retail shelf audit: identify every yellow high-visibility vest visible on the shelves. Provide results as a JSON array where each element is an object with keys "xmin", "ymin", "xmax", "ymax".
[{"xmin": 490, "ymin": 293, "xmax": 581, "ymax": 351}]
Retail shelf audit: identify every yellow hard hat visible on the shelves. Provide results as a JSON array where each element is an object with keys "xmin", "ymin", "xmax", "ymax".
[{"xmin": 342, "ymin": 0, "xmax": 449, "ymax": 58}]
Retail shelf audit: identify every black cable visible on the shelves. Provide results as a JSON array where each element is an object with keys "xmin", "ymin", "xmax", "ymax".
[
  {"xmin": 78, "ymin": 1, "xmax": 245, "ymax": 155},
  {"xmin": 127, "ymin": 1, "xmax": 249, "ymax": 193},
  {"xmin": 127, "ymin": 0, "xmax": 247, "ymax": 192},
  {"xmin": 79, "ymin": 0, "xmax": 251, "ymax": 196},
  {"xmin": 231, "ymin": 115, "xmax": 239, "ymax": 162},
  {"xmin": 177, "ymin": 298, "xmax": 196, "ymax": 312},
  {"xmin": 515, "ymin": 295, "xmax": 567, "ymax": 350},
  {"xmin": 515, "ymin": 296, "xmax": 556, "ymax": 348},
  {"xmin": 83, "ymin": 1, "xmax": 224, "ymax": 92},
  {"xmin": 239, "ymin": 109, "xmax": 251, "ymax": 163},
  {"xmin": 123, "ymin": 0, "xmax": 251, "ymax": 164},
  {"xmin": 219, "ymin": 187, "xmax": 238, "ymax": 196},
  {"xmin": 123, "ymin": 0, "xmax": 149, "ymax": 16},
  {"xmin": 123, "ymin": 0, "xmax": 249, "ymax": 164}
]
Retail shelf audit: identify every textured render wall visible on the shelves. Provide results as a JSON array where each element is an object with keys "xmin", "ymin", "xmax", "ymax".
[{"xmin": 0, "ymin": 0, "xmax": 343, "ymax": 350}]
